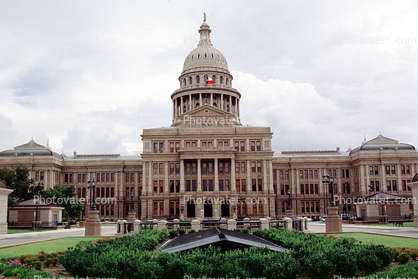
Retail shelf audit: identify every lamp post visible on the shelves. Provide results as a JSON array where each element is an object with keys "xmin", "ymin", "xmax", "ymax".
[
  {"xmin": 130, "ymin": 192, "xmax": 134, "ymax": 213},
  {"xmin": 70, "ymin": 204, "xmax": 73, "ymax": 224},
  {"xmin": 344, "ymin": 182, "xmax": 350, "ymax": 217},
  {"xmin": 323, "ymin": 174, "xmax": 335, "ymax": 207},
  {"xmin": 35, "ymin": 200, "xmax": 39, "ymax": 230},
  {"xmin": 286, "ymin": 189, "xmax": 292, "ymax": 210},
  {"xmin": 87, "ymin": 179, "xmax": 97, "ymax": 210}
]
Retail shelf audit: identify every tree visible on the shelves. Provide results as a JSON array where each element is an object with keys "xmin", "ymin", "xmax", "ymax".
[
  {"xmin": 0, "ymin": 165, "xmax": 43, "ymax": 206},
  {"xmin": 40, "ymin": 184, "xmax": 83, "ymax": 222}
]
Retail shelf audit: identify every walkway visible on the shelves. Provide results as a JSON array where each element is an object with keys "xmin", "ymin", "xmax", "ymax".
[
  {"xmin": 308, "ymin": 222, "xmax": 418, "ymax": 238},
  {"xmin": 0, "ymin": 224, "xmax": 117, "ymax": 248}
]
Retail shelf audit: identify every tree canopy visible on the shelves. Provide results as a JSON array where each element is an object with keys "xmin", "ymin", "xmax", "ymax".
[{"xmin": 0, "ymin": 165, "xmax": 43, "ymax": 206}]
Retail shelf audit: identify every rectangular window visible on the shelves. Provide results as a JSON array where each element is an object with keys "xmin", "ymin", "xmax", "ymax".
[
  {"xmin": 234, "ymin": 141, "xmax": 239, "ymax": 151},
  {"xmin": 250, "ymin": 141, "xmax": 255, "ymax": 151},
  {"xmin": 251, "ymin": 162, "xmax": 256, "ymax": 173},
  {"xmin": 258, "ymin": 179, "xmax": 262, "ymax": 191},
  {"xmin": 192, "ymin": 180, "xmax": 197, "ymax": 191},
  {"xmin": 225, "ymin": 179, "xmax": 230, "ymax": 191},
  {"xmin": 299, "ymin": 170, "xmax": 303, "ymax": 180},
  {"xmin": 175, "ymin": 142, "xmax": 180, "ymax": 152},
  {"xmin": 391, "ymin": 165, "xmax": 396, "ymax": 175},
  {"xmin": 236, "ymin": 179, "xmax": 240, "ymax": 192},
  {"xmin": 176, "ymin": 180, "xmax": 180, "ymax": 192},
  {"xmin": 159, "ymin": 142, "xmax": 164, "ymax": 153},
  {"xmin": 192, "ymin": 163, "xmax": 197, "ymax": 174},
  {"xmin": 256, "ymin": 140, "xmax": 261, "ymax": 151},
  {"xmin": 111, "ymin": 173, "xmax": 114, "ymax": 182},
  {"xmin": 153, "ymin": 143, "xmax": 158, "ymax": 153},
  {"xmin": 176, "ymin": 163, "xmax": 180, "ymax": 174},
  {"xmin": 202, "ymin": 163, "xmax": 207, "ymax": 174},
  {"xmin": 315, "ymin": 184, "xmax": 319, "ymax": 194},
  {"xmin": 392, "ymin": 180, "xmax": 397, "ymax": 191},
  {"xmin": 170, "ymin": 180, "xmax": 175, "ymax": 193},
  {"xmin": 159, "ymin": 180, "xmax": 163, "ymax": 193},
  {"xmin": 203, "ymin": 180, "xmax": 208, "ymax": 191},
  {"xmin": 240, "ymin": 141, "xmax": 245, "ymax": 151},
  {"xmin": 219, "ymin": 179, "xmax": 224, "ymax": 191},
  {"xmin": 235, "ymin": 162, "xmax": 240, "ymax": 174},
  {"xmin": 241, "ymin": 162, "xmax": 246, "ymax": 173},
  {"xmin": 186, "ymin": 180, "xmax": 191, "ymax": 192},
  {"xmin": 160, "ymin": 202, "xmax": 164, "ymax": 215},
  {"xmin": 159, "ymin": 163, "xmax": 164, "ymax": 175},
  {"xmin": 252, "ymin": 179, "xmax": 256, "ymax": 192},
  {"xmin": 305, "ymin": 184, "xmax": 309, "ymax": 195},
  {"xmin": 153, "ymin": 181, "xmax": 158, "ymax": 193},
  {"xmin": 208, "ymin": 163, "xmax": 213, "ymax": 173},
  {"xmin": 385, "ymin": 166, "xmax": 390, "ymax": 175},
  {"xmin": 219, "ymin": 162, "xmax": 223, "ymax": 174},
  {"xmin": 131, "ymin": 173, "xmax": 135, "ymax": 182},
  {"xmin": 170, "ymin": 142, "xmax": 174, "ymax": 153},
  {"xmin": 153, "ymin": 163, "xmax": 158, "ymax": 175},
  {"xmin": 225, "ymin": 162, "xmax": 229, "ymax": 174},
  {"xmin": 257, "ymin": 162, "xmax": 262, "ymax": 173},
  {"xmin": 300, "ymin": 184, "xmax": 304, "ymax": 194},
  {"xmin": 154, "ymin": 202, "xmax": 158, "ymax": 215},
  {"xmin": 209, "ymin": 180, "xmax": 213, "ymax": 191},
  {"xmin": 170, "ymin": 163, "xmax": 174, "ymax": 174},
  {"xmin": 241, "ymin": 179, "xmax": 246, "ymax": 192}
]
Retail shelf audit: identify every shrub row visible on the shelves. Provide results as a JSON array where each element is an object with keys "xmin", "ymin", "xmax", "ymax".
[
  {"xmin": 60, "ymin": 228, "xmax": 394, "ymax": 279},
  {"xmin": 254, "ymin": 229, "xmax": 394, "ymax": 279}
]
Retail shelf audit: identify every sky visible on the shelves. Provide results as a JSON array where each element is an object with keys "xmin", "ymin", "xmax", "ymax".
[{"xmin": 0, "ymin": 1, "xmax": 417, "ymax": 156}]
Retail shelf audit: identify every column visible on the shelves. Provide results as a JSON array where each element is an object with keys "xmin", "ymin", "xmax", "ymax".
[
  {"xmin": 295, "ymin": 168, "xmax": 300, "ymax": 195},
  {"xmin": 175, "ymin": 98, "xmax": 178, "ymax": 119},
  {"xmin": 381, "ymin": 164, "xmax": 386, "ymax": 191},
  {"xmin": 337, "ymin": 168, "xmax": 342, "ymax": 195},
  {"xmin": 360, "ymin": 165, "xmax": 366, "ymax": 195},
  {"xmin": 180, "ymin": 159, "xmax": 185, "ymax": 194},
  {"xmin": 229, "ymin": 95, "xmax": 232, "ymax": 112},
  {"xmin": 44, "ymin": 170, "xmax": 49, "ymax": 189},
  {"xmin": 231, "ymin": 158, "xmax": 236, "ymax": 193},
  {"xmin": 221, "ymin": 93, "xmax": 224, "ymax": 110},
  {"xmin": 365, "ymin": 164, "xmax": 370, "ymax": 190},
  {"xmin": 199, "ymin": 93, "xmax": 202, "ymax": 106},
  {"xmin": 214, "ymin": 158, "xmax": 219, "ymax": 193},
  {"xmin": 173, "ymin": 100, "xmax": 175, "ymax": 120},
  {"xmin": 148, "ymin": 161, "xmax": 153, "ymax": 194},
  {"xmin": 246, "ymin": 160, "xmax": 251, "ymax": 192},
  {"xmin": 397, "ymin": 164, "xmax": 402, "ymax": 193},
  {"xmin": 142, "ymin": 163, "xmax": 147, "ymax": 196},
  {"xmin": 276, "ymin": 169, "xmax": 280, "ymax": 195},
  {"xmin": 263, "ymin": 160, "xmax": 268, "ymax": 194},
  {"xmin": 164, "ymin": 162, "xmax": 169, "ymax": 194},
  {"xmin": 319, "ymin": 168, "xmax": 323, "ymax": 195},
  {"xmin": 197, "ymin": 159, "xmax": 202, "ymax": 193},
  {"xmin": 269, "ymin": 161, "xmax": 274, "ymax": 193},
  {"xmin": 189, "ymin": 94, "xmax": 192, "ymax": 111},
  {"xmin": 210, "ymin": 93, "xmax": 213, "ymax": 107},
  {"xmin": 180, "ymin": 96, "xmax": 183, "ymax": 115},
  {"xmin": 237, "ymin": 98, "xmax": 240, "ymax": 120}
]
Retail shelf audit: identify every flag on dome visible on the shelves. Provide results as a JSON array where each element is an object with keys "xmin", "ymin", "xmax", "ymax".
[{"xmin": 206, "ymin": 77, "xmax": 214, "ymax": 84}]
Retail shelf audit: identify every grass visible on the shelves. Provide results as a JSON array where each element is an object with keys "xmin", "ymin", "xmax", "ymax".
[
  {"xmin": 367, "ymin": 222, "xmax": 415, "ymax": 227},
  {"xmin": 328, "ymin": 232, "xmax": 418, "ymax": 248},
  {"xmin": 0, "ymin": 237, "xmax": 103, "ymax": 259},
  {"xmin": 7, "ymin": 229, "xmax": 35, "ymax": 234}
]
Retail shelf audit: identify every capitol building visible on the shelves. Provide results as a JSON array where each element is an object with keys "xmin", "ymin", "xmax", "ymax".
[{"xmin": 1, "ymin": 17, "xmax": 417, "ymax": 222}]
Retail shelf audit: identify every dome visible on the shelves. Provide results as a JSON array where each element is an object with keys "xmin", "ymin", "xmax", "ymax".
[
  {"xmin": 181, "ymin": 15, "xmax": 229, "ymax": 75},
  {"xmin": 350, "ymin": 134, "xmax": 416, "ymax": 155},
  {"xmin": 182, "ymin": 45, "xmax": 229, "ymax": 75}
]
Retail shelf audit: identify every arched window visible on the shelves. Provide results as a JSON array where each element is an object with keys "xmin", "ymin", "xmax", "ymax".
[
  {"xmin": 196, "ymin": 75, "xmax": 200, "ymax": 84},
  {"xmin": 220, "ymin": 76, "xmax": 223, "ymax": 84},
  {"xmin": 183, "ymin": 79, "xmax": 186, "ymax": 86},
  {"xmin": 212, "ymin": 75, "xmax": 216, "ymax": 83},
  {"xmin": 226, "ymin": 78, "xmax": 229, "ymax": 86},
  {"xmin": 189, "ymin": 76, "xmax": 193, "ymax": 85}
]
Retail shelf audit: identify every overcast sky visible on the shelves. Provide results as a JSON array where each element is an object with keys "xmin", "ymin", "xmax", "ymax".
[{"xmin": 1, "ymin": 1, "xmax": 417, "ymax": 155}]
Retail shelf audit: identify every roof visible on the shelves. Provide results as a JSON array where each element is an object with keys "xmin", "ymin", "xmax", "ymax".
[
  {"xmin": 350, "ymin": 134, "xmax": 415, "ymax": 155},
  {"xmin": 358, "ymin": 191, "xmax": 408, "ymax": 202},
  {"xmin": 181, "ymin": 17, "xmax": 229, "ymax": 75},
  {"xmin": 0, "ymin": 139, "xmax": 63, "ymax": 159},
  {"xmin": 156, "ymin": 228, "xmax": 286, "ymax": 253}
]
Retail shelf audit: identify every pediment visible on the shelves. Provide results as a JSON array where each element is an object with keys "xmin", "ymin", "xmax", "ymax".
[{"xmin": 183, "ymin": 105, "xmax": 232, "ymax": 118}]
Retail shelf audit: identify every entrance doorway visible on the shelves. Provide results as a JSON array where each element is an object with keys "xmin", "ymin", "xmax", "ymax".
[
  {"xmin": 187, "ymin": 201, "xmax": 196, "ymax": 218},
  {"xmin": 204, "ymin": 202, "xmax": 213, "ymax": 218},
  {"xmin": 221, "ymin": 201, "xmax": 230, "ymax": 218}
]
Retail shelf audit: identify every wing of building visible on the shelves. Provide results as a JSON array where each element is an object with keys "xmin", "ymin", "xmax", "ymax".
[{"xmin": 1, "ymin": 17, "xmax": 417, "ymax": 222}]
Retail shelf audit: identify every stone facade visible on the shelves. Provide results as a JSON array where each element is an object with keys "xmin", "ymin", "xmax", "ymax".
[{"xmin": 1, "ymin": 17, "xmax": 417, "ymax": 222}]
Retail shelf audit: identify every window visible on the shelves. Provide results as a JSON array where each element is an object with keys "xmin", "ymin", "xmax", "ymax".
[
  {"xmin": 251, "ymin": 141, "xmax": 255, "ymax": 151},
  {"xmin": 252, "ymin": 179, "xmax": 256, "ymax": 191},
  {"xmin": 241, "ymin": 162, "xmax": 246, "ymax": 173},
  {"xmin": 176, "ymin": 163, "xmax": 180, "ymax": 174},
  {"xmin": 159, "ymin": 163, "xmax": 164, "ymax": 175},
  {"xmin": 153, "ymin": 163, "xmax": 158, "ymax": 175},
  {"xmin": 219, "ymin": 179, "xmax": 224, "ymax": 191},
  {"xmin": 256, "ymin": 140, "xmax": 261, "ymax": 151},
  {"xmin": 300, "ymin": 184, "xmax": 304, "ymax": 194},
  {"xmin": 257, "ymin": 162, "xmax": 262, "ymax": 173},
  {"xmin": 391, "ymin": 165, "xmax": 396, "ymax": 175},
  {"xmin": 170, "ymin": 163, "xmax": 174, "ymax": 174},
  {"xmin": 258, "ymin": 179, "xmax": 262, "ymax": 191},
  {"xmin": 186, "ymin": 180, "xmax": 191, "ymax": 192}
]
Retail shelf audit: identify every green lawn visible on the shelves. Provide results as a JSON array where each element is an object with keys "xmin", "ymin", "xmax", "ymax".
[
  {"xmin": 367, "ymin": 222, "xmax": 415, "ymax": 227},
  {"xmin": 0, "ymin": 237, "xmax": 102, "ymax": 259},
  {"xmin": 328, "ymin": 233, "xmax": 418, "ymax": 248}
]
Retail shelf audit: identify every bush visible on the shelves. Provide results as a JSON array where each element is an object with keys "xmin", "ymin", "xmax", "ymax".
[
  {"xmin": 188, "ymin": 229, "xmax": 196, "ymax": 234},
  {"xmin": 242, "ymin": 228, "xmax": 250, "ymax": 234},
  {"xmin": 178, "ymin": 228, "xmax": 186, "ymax": 235},
  {"xmin": 169, "ymin": 229, "xmax": 178, "ymax": 238}
]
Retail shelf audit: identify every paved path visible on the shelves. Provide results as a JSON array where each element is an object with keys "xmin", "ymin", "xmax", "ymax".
[
  {"xmin": 308, "ymin": 222, "xmax": 418, "ymax": 238},
  {"xmin": 0, "ymin": 224, "xmax": 118, "ymax": 249}
]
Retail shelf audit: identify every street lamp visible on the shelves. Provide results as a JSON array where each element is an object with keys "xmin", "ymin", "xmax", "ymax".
[
  {"xmin": 344, "ymin": 182, "xmax": 350, "ymax": 218},
  {"xmin": 35, "ymin": 200, "xmax": 39, "ymax": 230},
  {"xmin": 130, "ymin": 191, "xmax": 134, "ymax": 213},
  {"xmin": 323, "ymin": 174, "xmax": 335, "ymax": 207},
  {"xmin": 87, "ymin": 179, "xmax": 97, "ymax": 210},
  {"xmin": 70, "ymin": 204, "xmax": 73, "ymax": 224},
  {"xmin": 286, "ymin": 189, "xmax": 292, "ymax": 210}
]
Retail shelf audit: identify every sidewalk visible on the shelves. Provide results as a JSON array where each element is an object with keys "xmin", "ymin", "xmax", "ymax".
[
  {"xmin": 0, "ymin": 224, "xmax": 118, "ymax": 248},
  {"xmin": 308, "ymin": 222, "xmax": 418, "ymax": 238}
]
